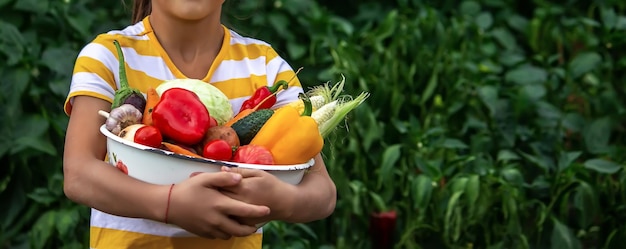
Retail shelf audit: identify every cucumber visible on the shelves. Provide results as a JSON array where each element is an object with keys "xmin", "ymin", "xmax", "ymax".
[{"xmin": 231, "ymin": 109, "xmax": 274, "ymax": 145}]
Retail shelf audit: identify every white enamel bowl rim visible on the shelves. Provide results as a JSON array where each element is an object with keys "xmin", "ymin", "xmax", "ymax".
[{"xmin": 99, "ymin": 124, "xmax": 314, "ymax": 170}]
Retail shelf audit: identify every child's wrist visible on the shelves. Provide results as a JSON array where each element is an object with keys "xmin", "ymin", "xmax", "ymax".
[
  {"xmin": 277, "ymin": 183, "xmax": 299, "ymax": 221},
  {"xmin": 144, "ymin": 184, "xmax": 174, "ymax": 223}
]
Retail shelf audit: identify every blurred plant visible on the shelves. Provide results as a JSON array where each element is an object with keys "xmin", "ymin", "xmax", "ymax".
[{"xmin": 2, "ymin": 0, "xmax": 626, "ymax": 248}]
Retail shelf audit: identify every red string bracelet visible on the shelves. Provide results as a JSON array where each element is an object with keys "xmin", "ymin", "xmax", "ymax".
[{"xmin": 165, "ymin": 184, "xmax": 175, "ymax": 224}]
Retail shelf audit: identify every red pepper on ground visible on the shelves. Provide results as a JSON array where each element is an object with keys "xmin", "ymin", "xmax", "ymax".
[
  {"xmin": 152, "ymin": 88, "xmax": 211, "ymax": 145},
  {"xmin": 369, "ymin": 210, "xmax": 397, "ymax": 249},
  {"xmin": 238, "ymin": 81, "xmax": 288, "ymax": 113}
]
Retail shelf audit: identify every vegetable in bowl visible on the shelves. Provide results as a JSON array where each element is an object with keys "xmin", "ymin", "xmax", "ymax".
[{"xmin": 155, "ymin": 79, "xmax": 234, "ymax": 125}]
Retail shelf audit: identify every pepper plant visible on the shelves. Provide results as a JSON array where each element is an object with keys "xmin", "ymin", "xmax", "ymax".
[{"xmin": 2, "ymin": 0, "xmax": 626, "ymax": 248}]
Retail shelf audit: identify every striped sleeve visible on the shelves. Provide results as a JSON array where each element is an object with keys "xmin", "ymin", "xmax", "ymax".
[
  {"xmin": 264, "ymin": 47, "xmax": 304, "ymax": 108},
  {"xmin": 64, "ymin": 35, "xmax": 119, "ymax": 115}
]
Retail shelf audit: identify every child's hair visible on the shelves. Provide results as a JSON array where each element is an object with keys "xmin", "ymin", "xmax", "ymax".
[{"xmin": 131, "ymin": 0, "xmax": 151, "ymax": 24}]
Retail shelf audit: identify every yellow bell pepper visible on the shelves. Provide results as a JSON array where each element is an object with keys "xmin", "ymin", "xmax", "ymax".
[{"xmin": 249, "ymin": 93, "xmax": 324, "ymax": 165}]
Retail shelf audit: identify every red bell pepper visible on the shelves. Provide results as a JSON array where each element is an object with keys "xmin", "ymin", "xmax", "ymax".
[
  {"xmin": 152, "ymin": 87, "xmax": 211, "ymax": 145},
  {"xmin": 369, "ymin": 210, "xmax": 397, "ymax": 249},
  {"xmin": 238, "ymin": 80, "xmax": 288, "ymax": 113}
]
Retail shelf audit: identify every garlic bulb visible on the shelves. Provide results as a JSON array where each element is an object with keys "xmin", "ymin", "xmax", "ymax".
[{"xmin": 98, "ymin": 104, "xmax": 143, "ymax": 135}]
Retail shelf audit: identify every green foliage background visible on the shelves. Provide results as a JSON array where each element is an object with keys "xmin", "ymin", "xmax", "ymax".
[{"xmin": 2, "ymin": 0, "xmax": 626, "ymax": 248}]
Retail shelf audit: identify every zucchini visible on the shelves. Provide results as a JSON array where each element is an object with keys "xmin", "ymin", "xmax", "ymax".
[{"xmin": 231, "ymin": 109, "xmax": 274, "ymax": 145}]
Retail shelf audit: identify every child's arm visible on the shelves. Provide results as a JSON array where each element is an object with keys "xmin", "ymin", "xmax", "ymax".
[
  {"xmin": 63, "ymin": 96, "xmax": 270, "ymax": 239},
  {"xmin": 221, "ymin": 153, "xmax": 337, "ymax": 224},
  {"xmin": 282, "ymin": 153, "xmax": 337, "ymax": 222}
]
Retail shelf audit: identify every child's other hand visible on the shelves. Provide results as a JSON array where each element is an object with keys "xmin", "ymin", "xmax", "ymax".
[
  {"xmin": 167, "ymin": 171, "xmax": 270, "ymax": 240},
  {"xmin": 219, "ymin": 166, "xmax": 297, "ymax": 225}
]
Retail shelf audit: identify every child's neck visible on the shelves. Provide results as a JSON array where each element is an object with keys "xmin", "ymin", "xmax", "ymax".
[{"xmin": 149, "ymin": 14, "xmax": 224, "ymax": 79}]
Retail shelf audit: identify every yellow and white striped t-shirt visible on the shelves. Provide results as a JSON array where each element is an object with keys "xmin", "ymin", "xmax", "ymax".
[{"xmin": 64, "ymin": 16, "xmax": 304, "ymax": 249}]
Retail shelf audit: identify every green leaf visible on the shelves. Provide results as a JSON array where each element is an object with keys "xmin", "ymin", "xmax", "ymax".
[
  {"xmin": 0, "ymin": 177, "xmax": 27, "ymax": 230},
  {"xmin": 412, "ymin": 175, "xmax": 433, "ymax": 210},
  {"xmin": 477, "ymin": 85, "xmax": 498, "ymax": 115},
  {"xmin": 491, "ymin": 28, "xmax": 517, "ymax": 50},
  {"xmin": 267, "ymin": 13, "xmax": 292, "ymax": 40},
  {"xmin": 500, "ymin": 167, "xmax": 524, "ymax": 186},
  {"xmin": 30, "ymin": 210, "xmax": 57, "ymax": 249},
  {"xmin": 348, "ymin": 181, "xmax": 365, "ymax": 216},
  {"xmin": 415, "ymin": 156, "xmax": 442, "ymax": 179},
  {"xmin": 520, "ymin": 84, "xmax": 546, "ymax": 100},
  {"xmin": 558, "ymin": 151, "xmax": 582, "ymax": 172},
  {"xmin": 505, "ymin": 65, "xmax": 547, "ymax": 85},
  {"xmin": 551, "ymin": 217, "xmax": 583, "ymax": 249},
  {"xmin": 55, "ymin": 208, "xmax": 79, "ymax": 237},
  {"xmin": 444, "ymin": 191, "xmax": 463, "ymax": 241},
  {"xmin": 13, "ymin": 0, "xmax": 49, "ymax": 14},
  {"xmin": 439, "ymin": 138, "xmax": 468, "ymax": 149},
  {"xmin": 420, "ymin": 65, "xmax": 439, "ymax": 105},
  {"xmin": 502, "ymin": 191, "xmax": 518, "ymax": 220},
  {"xmin": 507, "ymin": 15, "xmax": 529, "ymax": 33},
  {"xmin": 0, "ymin": 0, "xmax": 12, "ymax": 8},
  {"xmin": 377, "ymin": 144, "xmax": 402, "ymax": 189},
  {"xmin": 0, "ymin": 67, "xmax": 30, "ymax": 109},
  {"xmin": 450, "ymin": 176, "xmax": 468, "ymax": 194},
  {"xmin": 573, "ymin": 181, "xmax": 598, "ymax": 228},
  {"xmin": 11, "ymin": 115, "xmax": 56, "ymax": 156},
  {"xmin": 536, "ymin": 101, "xmax": 562, "ymax": 120},
  {"xmin": 475, "ymin": 12, "xmax": 493, "ymax": 30},
  {"xmin": 286, "ymin": 43, "xmax": 306, "ymax": 60},
  {"xmin": 583, "ymin": 117, "xmax": 612, "ymax": 154},
  {"xmin": 569, "ymin": 52, "xmax": 602, "ymax": 79},
  {"xmin": 519, "ymin": 151, "xmax": 552, "ymax": 172},
  {"xmin": 40, "ymin": 46, "xmax": 78, "ymax": 76},
  {"xmin": 465, "ymin": 175, "xmax": 480, "ymax": 215},
  {"xmin": 499, "ymin": 51, "xmax": 526, "ymax": 66},
  {"xmin": 369, "ymin": 192, "xmax": 387, "ymax": 212},
  {"xmin": 583, "ymin": 158, "xmax": 622, "ymax": 174},
  {"xmin": 497, "ymin": 150, "xmax": 519, "ymax": 162},
  {"xmin": 293, "ymin": 223, "xmax": 319, "ymax": 240},
  {"xmin": 27, "ymin": 188, "xmax": 57, "ymax": 206},
  {"xmin": 600, "ymin": 7, "xmax": 617, "ymax": 30},
  {"xmin": 330, "ymin": 16, "xmax": 354, "ymax": 35},
  {"xmin": 460, "ymin": 1, "xmax": 481, "ymax": 16},
  {"xmin": 0, "ymin": 21, "xmax": 25, "ymax": 65},
  {"xmin": 65, "ymin": 13, "xmax": 93, "ymax": 38}
]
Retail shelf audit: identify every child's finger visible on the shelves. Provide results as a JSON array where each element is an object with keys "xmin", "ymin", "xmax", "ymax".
[
  {"xmin": 193, "ymin": 171, "xmax": 242, "ymax": 188},
  {"xmin": 223, "ymin": 200, "xmax": 270, "ymax": 219},
  {"xmin": 222, "ymin": 166, "xmax": 264, "ymax": 178},
  {"xmin": 214, "ymin": 219, "xmax": 260, "ymax": 238}
]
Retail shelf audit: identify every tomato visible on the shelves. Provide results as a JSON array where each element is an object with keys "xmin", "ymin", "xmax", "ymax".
[
  {"xmin": 134, "ymin": 125, "xmax": 163, "ymax": 148},
  {"xmin": 233, "ymin": 145, "xmax": 274, "ymax": 165},
  {"xmin": 208, "ymin": 116, "xmax": 218, "ymax": 128},
  {"xmin": 202, "ymin": 139, "xmax": 233, "ymax": 161}
]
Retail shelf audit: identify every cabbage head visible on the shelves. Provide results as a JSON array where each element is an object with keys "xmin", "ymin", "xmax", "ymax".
[{"xmin": 155, "ymin": 79, "xmax": 234, "ymax": 125}]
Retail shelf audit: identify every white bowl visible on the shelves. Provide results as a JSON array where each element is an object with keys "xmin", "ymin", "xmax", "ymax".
[{"xmin": 100, "ymin": 125, "xmax": 314, "ymax": 185}]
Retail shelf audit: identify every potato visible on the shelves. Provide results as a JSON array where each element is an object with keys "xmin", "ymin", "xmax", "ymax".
[{"xmin": 201, "ymin": 125, "xmax": 240, "ymax": 147}]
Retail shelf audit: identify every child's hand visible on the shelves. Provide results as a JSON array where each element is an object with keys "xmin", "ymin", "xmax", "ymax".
[
  {"xmin": 219, "ymin": 166, "xmax": 297, "ymax": 225},
  {"xmin": 166, "ymin": 171, "xmax": 271, "ymax": 240}
]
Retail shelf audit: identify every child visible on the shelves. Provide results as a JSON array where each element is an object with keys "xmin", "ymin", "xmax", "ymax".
[{"xmin": 62, "ymin": 0, "xmax": 337, "ymax": 248}]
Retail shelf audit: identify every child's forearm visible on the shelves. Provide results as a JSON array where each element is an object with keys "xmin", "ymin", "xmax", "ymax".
[
  {"xmin": 63, "ymin": 158, "xmax": 168, "ymax": 222},
  {"xmin": 282, "ymin": 154, "xmax": 337, "ymax": 223},
  {"xmin": 63, "ymin": 96, "xmax": 168, "ymax": 222}
]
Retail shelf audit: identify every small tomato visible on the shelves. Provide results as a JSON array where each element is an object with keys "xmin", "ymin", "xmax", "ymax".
[
  {"xmin": 233, "ymin": 145, "xmax": 274, "ymax": 165},
  {"xmin": 203, "ymin": 139, "xmax": 233, "ymax": 161},
  {"xmin": 134, "ymin": 125, "xmax": 163, "ymax": 148}
]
